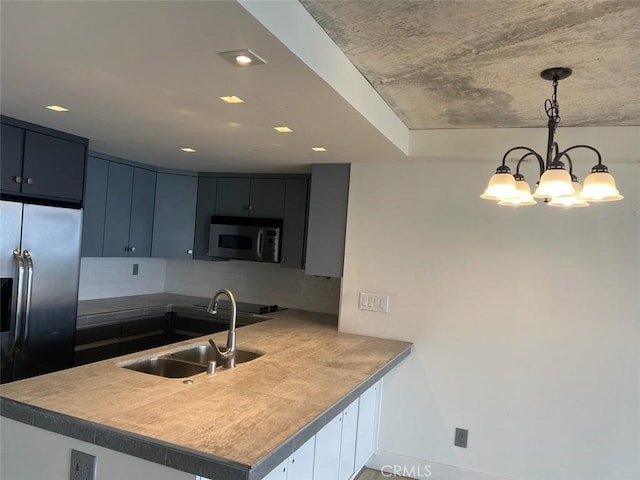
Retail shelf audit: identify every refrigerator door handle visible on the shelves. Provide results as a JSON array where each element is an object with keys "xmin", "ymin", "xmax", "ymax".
[
  {"xmin": 9, "ymin": 249, "xmax": 25, "ymax": 354},
  {"xmin": 21, "ymin": 250, "xmax": 34, "ymax": 350}
]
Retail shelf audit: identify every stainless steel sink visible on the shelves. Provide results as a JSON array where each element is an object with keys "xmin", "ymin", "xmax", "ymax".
[
  {"xmin": 122, "ymin": 345, "xmax": 262, "ymax": 378},
  {"xmin": 123, "ymin": 358, "xmax": 207, "ymax": 378},
  {"xmin": 168, "ymin": 345, "xmax": 262, "ymax": 365}
]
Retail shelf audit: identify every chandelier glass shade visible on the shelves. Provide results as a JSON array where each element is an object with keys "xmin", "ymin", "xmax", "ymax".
[{"xmin": 481, "ymin": 67, "xmax": 623, "ymax": 208}]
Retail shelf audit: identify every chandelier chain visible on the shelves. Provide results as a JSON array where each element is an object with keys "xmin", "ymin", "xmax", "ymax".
[{"xmin": 544, "ymin": 78, "xmax": 561, "ymax": 132}]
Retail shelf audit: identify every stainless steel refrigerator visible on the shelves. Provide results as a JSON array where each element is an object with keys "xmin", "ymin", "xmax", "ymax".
[{"xmin": 1, "ymin": 200, "xmax": 82, "ymax": 383}]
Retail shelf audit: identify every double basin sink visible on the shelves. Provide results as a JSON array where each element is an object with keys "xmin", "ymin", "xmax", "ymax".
[{"xmin": 122, "ymin": 344, "xmax": 262, "ymax": 378}]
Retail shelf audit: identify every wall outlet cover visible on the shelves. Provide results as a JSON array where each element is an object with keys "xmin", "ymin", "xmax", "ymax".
[
  {"xmin": 454, "ymin": 428, "xmax": 468, "ymax": 448},
  {"xmin": 70, "ymin": 449, "xmax": 97, "ymax": 480}
]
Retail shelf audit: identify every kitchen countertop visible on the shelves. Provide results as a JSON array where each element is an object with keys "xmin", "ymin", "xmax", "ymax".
[{"xmin": 1, "ymin": 299, "xmax": 411, "ymax": 480}]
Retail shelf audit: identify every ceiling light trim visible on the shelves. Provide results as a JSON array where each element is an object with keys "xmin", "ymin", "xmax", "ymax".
[{"xmin": 219, "ymin": 49, "xmax": 266, "ymax": 67}]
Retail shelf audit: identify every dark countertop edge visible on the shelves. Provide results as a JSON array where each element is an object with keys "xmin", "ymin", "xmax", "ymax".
[
  {"xmin": 0, "ymin": 397, "xmax": 250, "ymax": 480},
  {"xmin": 0, "ymin": 345, "xmax": 412, "ymax": 480}
]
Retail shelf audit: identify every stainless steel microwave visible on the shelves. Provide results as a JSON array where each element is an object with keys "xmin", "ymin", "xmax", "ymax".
[{"xmin": 207, "ymin": 216, "xmax": 282, "ymax": 263}]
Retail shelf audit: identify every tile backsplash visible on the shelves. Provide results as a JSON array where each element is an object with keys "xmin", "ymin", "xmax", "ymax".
[
  {"xmin": 165, "ymin": 259, "xmax": 341, "ymax": 314},
  {"xmin": 78, "ymin": 257, "xmax": 341, "ymax": 314},
  {"xmin": 78, "ymin": 257, "xmax": 167, "ymax": 300}
]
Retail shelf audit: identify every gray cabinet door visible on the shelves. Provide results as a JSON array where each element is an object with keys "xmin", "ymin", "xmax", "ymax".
[
  {"xmin": 215, "ymin": 178, "xmax": 251, "ymax": 217},
  {"xmin": 0, "ymin": 123, "xmax": 24, "ymax": 193},
  {"xmin": 281, "ymin": 179, "xmax": 308, "ymax": 270},
  {"xmin": 21, "ymin": 131, "xmax": 86, "ymax": 202},
  {"xmin": 81, "ymin": 156, "xmax": 109, "ymax": 257},
  {"xmin": 194, "ymin": 177, "xmax": 217, "ymax": 260},
  {"xmin": 103, "ymin": 162, "xmax": 134, "ymax": 257},
  {"xmin": 128, "ymin": 168, "xmax": 156, "ymax": 257},
  {"xmin": 250, "ymin": 178, "xmax": 286, "ymax": 218},
  {"xmin": 305, "ymin": 164, "xmax": 350, "ymax": 278},
  {"xmin": 152, "ymin": 173, "xmax": 197, "ymax": 259}
]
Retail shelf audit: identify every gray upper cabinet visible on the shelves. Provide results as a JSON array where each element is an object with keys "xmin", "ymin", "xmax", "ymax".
[
  {"xmin": 0, "ymin": 123, "xmax": 24, "ymax": 194},
  {"xmin": 281, "ymin": 178, "xmax": 309, "ymax": 270},
  {"xmin": 99, "ymin": 160, "xmax": 156, "ymax": 257},
  {"xmin": 152, "ymin": 172, "xmax": 197, "ymax": 259},
  {"xmin": 215, "ymin": 178, "xmax": 251, "ymax": 217},
  {"xmin": 128, "ymin": 168, "xmax": 157, "ymax": 257},
  {"xmin": 194, "ymin": 177, "xmax": 217, "ymax": 261},
  {"xmin": 21, "ymin": 131, "xmax": 86, "ymax": 203},
  {"xmin": 250, "ymin": 178, "xmax": 286, "ymax": 218},
  {"xmin": 215, "ymin": 178, "xmax": 286, "ymax": 218},
  {"xmin": 0, "ymin": 116, "xmax": 88, "ymax": 205},
  {"xmin": 305, "ymin": 164, "xmax": 350, "ymax": 278},
  {"xmin": 103, "ymin": 162, "xmax": 134, "ymax": 257},
  {"xmin": 81, "ymin": 156, "xmax": 109, "ymax": 257}
]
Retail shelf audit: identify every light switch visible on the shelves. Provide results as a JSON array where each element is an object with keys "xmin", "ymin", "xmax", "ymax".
[{"xmin": 359, "ymin": 292, "xmax": 389, "ymax": 313}]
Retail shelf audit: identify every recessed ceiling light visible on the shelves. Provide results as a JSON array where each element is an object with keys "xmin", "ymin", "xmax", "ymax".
[
  {"xmin": 235, "ymin": 55, "xmax": 252, "ymax": 65},
  {"xmin": 46, "ymin": 105, "xmax": 69, "ymax": 112},
  {"xmin": 220, "ymin": 96, "xmax": 244, "ymax": 104},
  {"xmin": 312, "ymin": 147, "xmax": 327, "ymax": 152},
  {"xmin": 274, "ymin": 126, "xmax": 293, "ymax": 133},
  {"xmin": 219, "ymin": 49, "xmax": 267, "ymax": 67},
  {"xmin": 180, "ymin": 147, "xmax": 196, "ymax": 153}
]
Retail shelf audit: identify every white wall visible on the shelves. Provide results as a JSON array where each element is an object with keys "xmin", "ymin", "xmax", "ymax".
[
  {"xmin": 0, "ymin": 418, "xmax": 195, "ymax": 480},
  {"xmin": 78, "ymin": 257, "xmax": 166, "ymax": 300},
  {"xmin": 164, "ymin": 259, "xmax": 341, "ymax": 314},
  {"xmin": 339, "ymin": 162, "xmax": 640, "ymax": 480}
]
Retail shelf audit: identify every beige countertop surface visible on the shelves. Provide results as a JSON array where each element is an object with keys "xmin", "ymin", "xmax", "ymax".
[{"xmin": 1, "ymin": 297, "xmax": 412, "ymax": 479}]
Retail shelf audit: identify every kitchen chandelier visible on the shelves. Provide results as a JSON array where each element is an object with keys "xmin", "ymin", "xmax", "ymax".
[{"xmin": 481, "ymin": 67, "xmax": 623, "ymax": 207}]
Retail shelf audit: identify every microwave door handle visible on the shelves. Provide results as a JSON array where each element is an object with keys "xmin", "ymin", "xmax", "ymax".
[
  {"xmin": 256, "ymin": 228, "xmax": 264, "ymax": 261},
  {"xmin": 21, "ymin": 251, "xmax": 34, "ymax": 349},
  {"xmin": 9, "ymin": 249, "xmax": 25, "ymax": 354}
]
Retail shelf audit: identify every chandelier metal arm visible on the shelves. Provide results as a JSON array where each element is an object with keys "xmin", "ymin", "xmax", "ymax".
[
  {"xmin": 500, "ymin": 146, "xmax": 545, "ymax": 177},
  {"xmin": 515, "ymin": 151, "xmax": 544, "ymax": 176},
  {"xmin": 556, "ymin": 144, "xmax": 603, "ymax": 167}
]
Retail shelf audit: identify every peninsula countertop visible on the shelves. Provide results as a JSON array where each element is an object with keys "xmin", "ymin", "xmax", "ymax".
[{"xmin": 1, "ymin": 305, "xmax": 412, "ymax": 479}]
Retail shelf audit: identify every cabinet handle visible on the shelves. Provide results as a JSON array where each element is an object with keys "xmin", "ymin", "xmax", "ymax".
[
  {"xmin": 25, "ymin": 177, "xmax": 33, "ymax": 185},
  {"xmin": 187, "ymin": 249, "xmax": 193, "ymax": 255},
  {"xmin": 14, "ymin": 176, "xmax": 23, "ymax": 184},
  {"xmin": 130, "ymin": 246, "xmax": 135, "ymax": 252}
]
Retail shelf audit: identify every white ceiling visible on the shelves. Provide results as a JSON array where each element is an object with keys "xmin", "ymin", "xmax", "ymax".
[{"xmin": 1, "ymin": 1, "xmax": 638, "ymax": 173}]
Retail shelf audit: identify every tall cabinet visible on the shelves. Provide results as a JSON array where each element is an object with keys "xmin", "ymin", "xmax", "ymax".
[{"xmin": 151, "ymin": 172, "xmax": 197, "ymax": 259}]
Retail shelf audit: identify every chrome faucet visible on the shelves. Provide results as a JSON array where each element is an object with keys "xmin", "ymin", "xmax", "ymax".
[{"xmin": 206, "ymin": 288, "xmax": 237, "ymax": 369}]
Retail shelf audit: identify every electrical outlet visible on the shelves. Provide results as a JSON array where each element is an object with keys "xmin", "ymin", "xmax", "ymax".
[
  {"xmin": 454, "ymin": 428, "xmax": 468, "ymax": 448},
  {"xmin": 70, "ymin": 449, "xmax": 96, "ymax": 480}
]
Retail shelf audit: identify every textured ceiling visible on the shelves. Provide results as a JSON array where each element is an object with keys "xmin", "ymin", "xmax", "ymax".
[{"xmin": 300, "ymin": 0, "xmax": 640, "ymax": 129}]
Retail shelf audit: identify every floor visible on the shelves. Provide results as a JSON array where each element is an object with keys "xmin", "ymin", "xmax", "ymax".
[{"xmin": 356, "ymin": 467, "xmax": 411, "ymax": 479}]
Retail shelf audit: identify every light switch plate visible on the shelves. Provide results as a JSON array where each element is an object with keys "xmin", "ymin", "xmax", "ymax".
[{"xmin": 359, "ymin": 292, "xmax": 389, "ymax": 313}]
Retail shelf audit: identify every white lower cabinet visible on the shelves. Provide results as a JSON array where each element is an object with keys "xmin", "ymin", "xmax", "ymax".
[
  {"xmin": 288, "ymin": 436, "xmax": 315, "ymax": 480},
  {"xmin": 264, "ymin": 380, "xmax": 381, "ymax": 480},
  {"xmin": 354, "ymin": 382, "xmax": 380, "ymax": 472},
  {"xmin": 313, "ymin": 413, "xmax": 342, "ymax": 480},
  {"xmin": 338, "ymin": 399, "xmax": 359, "ymax": 480},
  {"xmin": 262, "ymin": 458, "xmax": 288, "ymax": 480},
  {"xmin": 263, "ymin": 436, "xmax": 316, "ymax": 480}
]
